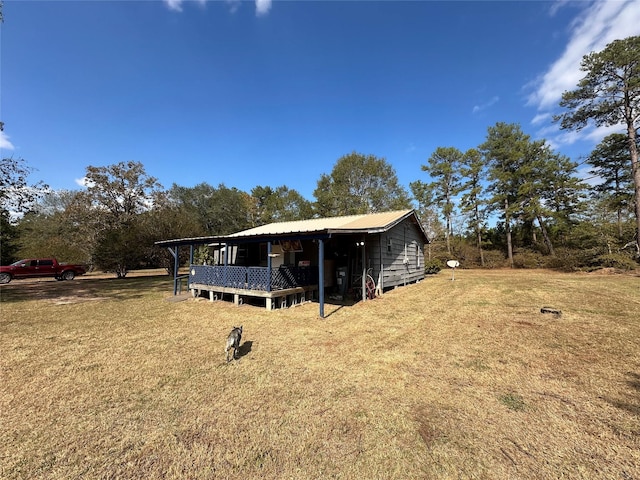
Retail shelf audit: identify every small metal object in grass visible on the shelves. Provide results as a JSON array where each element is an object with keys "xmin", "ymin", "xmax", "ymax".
[{"xmin": 541, "ymin": 306, "xmax": 562, "ymax": 317}]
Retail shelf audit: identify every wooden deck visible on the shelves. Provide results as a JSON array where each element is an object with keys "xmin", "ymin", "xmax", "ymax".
[
  {"xmin": 189, "ymin": 282, "xmax": 319, "ymax": 310},
  {"xmin": 188, "ymin": 264, "xmax": 319, "ymax": 310}
]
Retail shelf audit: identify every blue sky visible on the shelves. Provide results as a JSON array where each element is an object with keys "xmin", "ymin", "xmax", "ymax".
[{"xmin": 2, "ymin": 0, "xmax": 640, "ymax": 203}]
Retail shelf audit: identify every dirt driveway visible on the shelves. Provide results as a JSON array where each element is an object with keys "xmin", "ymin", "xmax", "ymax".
[{"xmin": 0, "ymin": 269, "xmax": 172, "ymax": 305}]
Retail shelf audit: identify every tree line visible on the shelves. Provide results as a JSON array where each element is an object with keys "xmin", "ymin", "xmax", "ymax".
[
  {"xmin": 1, "ymin": 36, "xmax": 638, "ymax": 276},
  {"xmin": 1, "ymin": 153, "xmax": 413, "ymax": 276},
  {"xmin": 412, "ymin": 126, "xmax": 637, "ymax": 271}
]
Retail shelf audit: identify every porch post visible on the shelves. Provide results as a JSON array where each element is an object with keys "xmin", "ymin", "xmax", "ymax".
[
  {"xmin": 223, "ymin": 243, "xmax": 229, "ymax": 287},
  {"xmin": 167, "ymin": 247, "xmax": 176, "ymax": 295},
  {"xmin": 319, "ymin": 238, "xmax": 325, "ymax": 318},
  {"xmin": 377, "ymin": 233, "xmax": 383, "ymax": 294},
  {"xmin": 174, "ymin": 245, "xmax": 180, "ymax": 295},
  {"xmin": 189, "ymin": 244, "xmax": 194, "ymax": 265},
  {"xmin": 267, "ymin": 241, "xmax": 272, "ymax": 292},
  {"xmin": 361, "ymin": 235, "xmax": 366, "ymax": 301}
]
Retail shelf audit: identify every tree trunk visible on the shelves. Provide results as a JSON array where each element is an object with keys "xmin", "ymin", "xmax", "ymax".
[
  {"xmin": 617, "ymin": 208, "xmax": 623, "ymax": 239},
  {"xmin": 627, "ymin": 122, "xmax": 640, "ymax": 256},
  {"xmin": 505, "ymin": 199, "xmax": 514, "ymax": 268},
  {"xmin": 474, "ymin": 203, "xmax": 485, "ymax": 266},
  {"xmin": 537, "ymin": 214, "xmax": 555, "ymax": 256},
  {"xmin": 506, "ymin": 224, "xmax": 513, "ymax": 267},
  {"xmin": 445, "ymin": 215, "xmax": 452, "ymax": 255}
]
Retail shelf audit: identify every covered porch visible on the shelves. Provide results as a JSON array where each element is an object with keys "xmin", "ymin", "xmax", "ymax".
[
  {"xmin": 188, "ymin": 263, "xmax": 319, "ymax": 310},
  {"xmin": 155, "ymin": 210, "xmax": 428, "ymax": 318},
  {"xmin": 156, "ymin": 233, "xmax": 370, "ymax": 318}
]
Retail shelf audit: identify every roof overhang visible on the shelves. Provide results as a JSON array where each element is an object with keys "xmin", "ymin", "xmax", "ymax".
[
  {"xmin": 155, "ymin": 209, "xmax": 430, "ymax": 248},
  {"xmin": 154, "ymin": 236, "xmax": 225, "ymax": 248}
]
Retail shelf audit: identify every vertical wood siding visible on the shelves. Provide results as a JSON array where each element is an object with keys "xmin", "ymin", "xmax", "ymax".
[{"xmin": 367, "ymin": 221, "xmax": 425, "ymax": 290}]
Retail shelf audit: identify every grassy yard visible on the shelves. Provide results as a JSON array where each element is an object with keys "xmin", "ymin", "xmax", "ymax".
[{"xmin": 1, "ymin": 269, "xmax": 639, "ymax": 479}]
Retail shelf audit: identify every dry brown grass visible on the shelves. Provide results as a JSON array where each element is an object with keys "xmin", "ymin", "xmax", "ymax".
[{"xmin": 1, "ymin": 269, "xmax": 639, "ymax": 479}]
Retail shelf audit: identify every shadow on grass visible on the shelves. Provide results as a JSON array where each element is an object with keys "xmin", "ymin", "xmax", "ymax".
[
  {"xmin": 238, "ymin": 340, "xmax": 253, "ymax": 359},
  {"xmin": 606, "ymin": 372, "xmax": 640, "ymax": 417},
  {"xmin": 321, "ymin": 304, "xmax": 346, "ymax": 318},
  {"xmin": 627, "ymin": 372, "xmax": 640, "ymax": 391},
  {"xmin": 320, "ymin": 294, "xmax": 361, "ymax": 318},
  {"xmin": 0, "ymin": 274, "xmax": 172, "ymax": 304}
]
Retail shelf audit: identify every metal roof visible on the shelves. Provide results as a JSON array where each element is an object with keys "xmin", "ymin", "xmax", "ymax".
[
  {"xmin": 155, "ymin": 209, "xmax": 429, "ymax": 247},
  {"xmin": 154, "ymin": 235, "xmax": 225, "ymax": 248},
  {"xmin": 227, "ymin": 209, "xmax": 416, "ymax": 237}
]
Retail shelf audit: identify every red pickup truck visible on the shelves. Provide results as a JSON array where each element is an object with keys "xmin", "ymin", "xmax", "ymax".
[{"xmin": 0, "ymin": 258, "xmax": 87, "ymax": 284}]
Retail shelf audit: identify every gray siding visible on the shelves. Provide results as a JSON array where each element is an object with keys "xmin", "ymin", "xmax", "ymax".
[{"xmin": 366, "ymin": 221, "xmax": 425, "ymax": 290}]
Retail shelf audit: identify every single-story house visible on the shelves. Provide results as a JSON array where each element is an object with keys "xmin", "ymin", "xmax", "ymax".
[{"xmin": 156, "ymin": 209, "xmax": 429, "ymax": 318}]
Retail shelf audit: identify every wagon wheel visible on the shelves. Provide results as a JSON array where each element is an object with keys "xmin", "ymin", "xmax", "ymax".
[{"xmin": 365, "ymin": 275, "xmax": 376, "ymax": 299}]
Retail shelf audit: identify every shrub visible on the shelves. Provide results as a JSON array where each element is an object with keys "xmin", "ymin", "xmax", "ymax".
[
  {"xmin": 481, "ymin": 250, "xmax": 508, "ymax": 269},
  {"xmin": 194, "ymin": 245, "xmax": 214, "ymax": 265},
  {"xmin": 512, "ymin": 250, "xmax": 545, "ymax": 269},
  {"xmin": 543, "ymin": 248, "xmax": 639, "ymax": 272},
  {"xmin": 424, "ymin": 259, "xmax": 443, "ymax": 274},
  {"xmin": 543, "ymin": 248, "xmax": 587, "ymax": 272},
  {"xmin": 450, "ymin": 242, "xmax": 482, "ymax": 267},
  {"xmin": 593, "ymin": 253, "xmax": 639, "ymax": 271}
]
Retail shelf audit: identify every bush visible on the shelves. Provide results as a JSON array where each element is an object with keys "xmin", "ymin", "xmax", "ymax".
[
  {"xmin": 194, "ymin": 245, "xmax": 215, "ymax": 265},
  {"xmin": 593, "ymin": 253, "xmax": 639, "ymax": 271},
  {"xmin": 543, "ymin": 248, "xmax": 589, "ymax": 272},
  {"xmin": 450, "ymin": 242, "xmax": 482, "ymax": 267},
  {"xmin": 481, "ymin": 250, "xmax": 508, "ymax": 269},
  {"xmin": 512, "ymin": 250, "xmax": 546, "ymax": 269},
  {"xmin": 424, "ymin": 259, "xmax": 443, "ymax": 275},
  {"xmin": 542, "ymin": 248, "xmax": 639, "ymax": 272}
]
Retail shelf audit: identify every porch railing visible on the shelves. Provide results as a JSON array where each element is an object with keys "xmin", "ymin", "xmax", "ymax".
[{"xmin": 189, "ymin": 265, "xmax": 318, "ymax": 292}]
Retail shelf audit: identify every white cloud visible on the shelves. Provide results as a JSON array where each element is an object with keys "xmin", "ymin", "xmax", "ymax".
[
  {"xmin": 164, "ymin": 0, "xmax": 270, "ymax": 15},
  {"xmin": 75, "ymin": 177, "xmax": 93, "ymax": 188},
  {"xmin": 226, "ymin": 0, "xmax": 241, "ymax": 14},
  {"xmin": 164, "ymin": 0, "xmax": 184, "ymax": 12},
  {"xmin": 531, "ymin": 113, "xmax": 551, "ymax": 125},
  {"xmin": 528, "ymin": 0, "xmax": 640, "ymax": 146},
  {"xmin": 472, "ymin": 96, "xmax": 499, "ymax": 114},
  {"xmin": 577, "ymin": 165, "xmax": 603, "ymax": 187},
  {"xmin": 549, "ymin": 129, "xmax": 583, "ymax": 148},
  {"xmin": 163, "ymin": 0, "xmax": 207, "ymax": 13},
  {"xmin": 535, "ymin": 123, "xmax": 561, "ymax": 139},
  {"xmin": 0, "ymin": 131, "xmax": 15, "ymax": 150},
  {"xmin": 549, "ymin": 0, "xmax": 571, "ymax": 18},
  {"xmin": 584, "ymin": 124, "xmax": 624, "ymax": 143},
  {"xmin": 255, "ymin": 0, "xmax": 272, "ymax": 16}
]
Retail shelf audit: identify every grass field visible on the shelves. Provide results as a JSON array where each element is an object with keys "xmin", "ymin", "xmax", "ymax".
[{"xmin": 1, "ymin": 269, "xmax": 639, "ymax": 479}]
